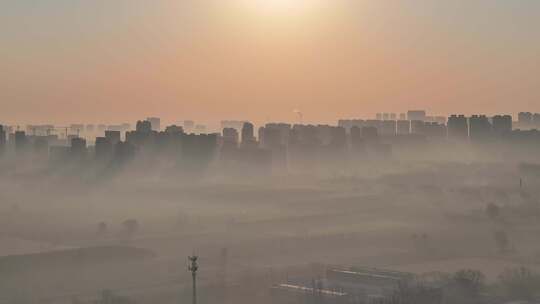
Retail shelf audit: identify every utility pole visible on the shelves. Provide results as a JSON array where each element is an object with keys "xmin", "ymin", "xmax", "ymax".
[{"xmin": 188, "ymin": 255, "xmax": 199, "ymax": 304}]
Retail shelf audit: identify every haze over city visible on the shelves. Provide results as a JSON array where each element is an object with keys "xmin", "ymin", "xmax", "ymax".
[{"xmin": 2, "ymin": 1, "xmax": 540, "ymax": 304}]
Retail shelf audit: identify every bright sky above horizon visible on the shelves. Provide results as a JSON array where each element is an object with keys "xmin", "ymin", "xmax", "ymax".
[{"xmin": 1, "ymin": 0, "xmax": 539, "ymax": 126}]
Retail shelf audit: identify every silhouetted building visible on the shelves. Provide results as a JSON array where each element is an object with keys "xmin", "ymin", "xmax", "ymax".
[
  {"xmin": 221, "ymin": 120, "xmax": 246, "ymax": 133},
  {"xmin": 292, "ymin": 124, "xmax": 320, "ymax": 147},
  {"xmin": 71, "ymin": 137, "xmax": 87, "ymax": 160},
  {"xmin": 533, "ymin": 113, "xmax": 540, "ymax": 129},
  {"xmin": 260, "ymin": 127, "xmax": 282, "ymax": 149},
  {"xmin": 33, "ymin": 137, "xmax": 49, "ymax": 158},
  {"xmin": 105, "ymin": 130, "xmax": 121, "ymax": 145},
  {"xmin": 316, "ymin": 125, "xmax": 336, "ymax": 145},
  {"xmin": 329, "ymin": 126, "xmax": 347, "ymax": 149},
  {"xmin": 136, "ymin": 120, "xmax": 152, "ymax": 133},
  {"xmin": 95, "ymin": 137, "xmax": 113, "ymax": 161},
  {"xmin": 259, "ymin": 124, "xmax": 290, "ymax": 150},
  {"xmin": 26, "ymin": 124, "xmax": 55, "ymax": 136},
  {"xmin": 222, "ymin": 128, "xmax": 239, "ymax": 147},
  {"xmin": 492, "ymin": 115, "xmax": 512, "ymax": 135},
  {"xmin": 181, "ymin": 133, "xmax": 218, "ymax": 172},
  {"xmin": 147, "ymin": 117, "xmax": 161, "ymax": 131},
  {"xmin": 435, "ymin": 116, "xmax": 446, "ymax": 124},
  {"xmin": 380, "ymin": 120, "xmax": 396, "ymax": 136},
  {"xmin": 361, "ymin": 126, "xmax": 378, "ymax": 143},
  {"xmin": 259, "ymin": 124, "xmax": 291, "ymax": 171},
  {"xmin": 410, "ymin": 120, "xmax": 425, "ymax": 135},
  {"xmin": 165, "ymin": 125, "xmax": 184, "ymax": 135},
  {"xmin": 364, "ymin": 120, "xmax": 381, "ymax": 131},
  {"xmin": 0, "ymin": 125, "xmax": 5, "ymax": 155},
  {"xmin": 15, "ymin": 131, "xmax": 28, "ymax": 155},
  {"xmin": 447, "ymin": 115, "xmax": 468, "ymax": 139},
  {"xmin": 70, "ymin": 124, "xmax": 84, "ymax": 136},
  {"xmin": 114, "ymin": 141, "xmax": 136, "ymax": 164},
  {"xmin": 426, "ymin": 116, "xmax": 446, "ymax": 125},
  {"xmin": 396, "ymin": 120, "xmax": 410, "ymax": 135},
  {"xmin": 469, "ymin": 115, "xmax": 492, "ymax": 142},
  {"xmin": 350, "ymin": 126, "xmax": 365, "ymax": 153},
  {"xmin": 338, "ymin": 119, "xmax": 364, "ymax": 132},
  {"xmin": 407, "ymin": 110, "xmax": 427, "ymax": 122},
  {"xmin": 313, "ymin": 125, "xmax": 347, "ymax": 162},
  {"xmin": 518, "ymin": 112, "xmax": 533, "ymax": 129},
  {"xmin": 126, "ymin": 120, "xmax": 156, "ymax": 149},
  {"xmin": 241, "ymin": 122, "xmax": 256, "ymax": 146},
  {"xmin": 155, "ymin": 128, "xmax": 183, "ymax": 156},
  {"xmin": 423, "ymin": 122, "xmax": 447, "ymax": 138}
]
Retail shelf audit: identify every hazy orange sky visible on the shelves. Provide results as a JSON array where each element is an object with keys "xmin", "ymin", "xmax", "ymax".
[{"xmin": 1, "ymin": 0, "xmax": 539, "ymax": 126}]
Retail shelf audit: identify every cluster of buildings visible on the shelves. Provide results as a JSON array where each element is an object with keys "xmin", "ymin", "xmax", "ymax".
[
  {"xmin": 271, "ymin": 267, "xmax": 420, "ymax": 304},
  {"xmin": 0, "ymin": 118, "xmax": 213, "ymax": 169},
  {"xmin": 1, "ymin": 110, "xmax": 540, "ymax": 174},
  {"xmin": 517, "ymin": 112, "xmax": 540, "ymax": 130},
  {"xmin": 339, "ymin": 110, "xmax": 516, "ymax": 141}
]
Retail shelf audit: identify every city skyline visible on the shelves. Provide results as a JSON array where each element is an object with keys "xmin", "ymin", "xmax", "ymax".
[
  {"xmin": 0, "ymin": 110, "xmax": 538, "ymax": 132},
  {"xmin": 3, "ymin": 110, "xmax": 540, "ymax": 167},
  {"xmin": 4, "ymin": 2, "xmax": 540, "ymax": 303}
]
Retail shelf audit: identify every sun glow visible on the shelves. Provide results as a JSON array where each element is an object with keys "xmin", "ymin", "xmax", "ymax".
[
  {"xmin": 252, "ymin": 0, "xmax": 308, "ymax": 12},
  {"xmin": 238, "ymin": 0, "xmax": 321, "ymax": 18},
  {"xmin": 222, "ymin": 0, "xmax": 341, "ymax": 36}
]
